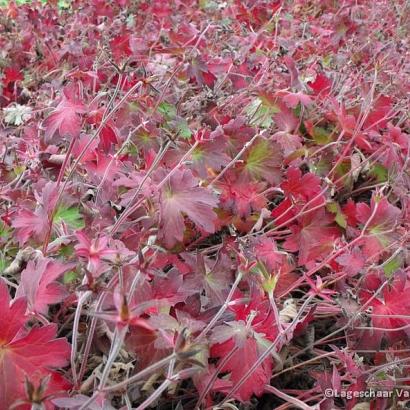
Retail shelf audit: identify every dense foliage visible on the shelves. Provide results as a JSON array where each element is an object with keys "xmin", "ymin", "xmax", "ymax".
[{"xmin": 0, "ymin": 0, "xmax": 409, "ymax": 409}]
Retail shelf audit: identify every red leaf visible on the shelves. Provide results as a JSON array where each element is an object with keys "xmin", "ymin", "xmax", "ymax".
[
  {"xmin": 158, "ymin": 168, "xmax": 218, "ymax": 248},
  {"xmin": 83, "ymin": 151, "xmax": 120, "ymax": 182},
  {"xmin": 336, "ymin": 247, "xmax": 366, "ymax": 276},
  {"xmin": 335, "ymin": 103, "xmax": 357, "ymax": 136},
  {"xmin": 272, "ymin": 131, "xmax": 302, "ymax": 157},
  {"xmin": 283, "ymin": 209, "xmax": 340, "ymax": 266},
  {"xmin": 2, "ymin": 67, "xmax": 23, "ymax": 87},
  {"xmin": 272, "ymin": 98, "xmax": 299, "ymax": 133},
  {"xmin": 169, "ymin": 23, "xmax": 202, "ymax": 47},
  {"xmin": 307, "ymin": 73, "xmax": 332, "ymax": 96},
  {"xmin": 356, "ymin": 196, "xmax": 401, "ymax": 260},
  {"xmin": 271, "ymin": 197, "xmax": 295, "ymax": 227},
  {"xmin": 109, "ymin": 34, "xmax": 132, "ymax": 62},
  {"xmin": 11, "ymin": 182, "xmax": 59, "ymax": 246},
  {"xmin": 99, "ymin": 123, "xmax": 119, "ymax": 152},
  {"xmin": 219, "ymin": 173, "xmax": 267, "ymax": 218},
  {"xmin": 193, "ymin": 365, "xmax": 232, "ymax": 407},
  {"xmin": 283, "ymin": 56, "xmax": 302, "ymax": 89},
  {"xmin": 189, "ymin": 135, "xmax": 230, "ymax": 179},
  {"xmin": 253, "ymin": 237, "xmax": 283, "ymax": 270},
  {"xmin": 342, "ymin": 199, "xmax": 358, "ymax": 226},
  {"xmin": 20, "ymin": 371, "xmax": 71, "ymax": 410},
  {"xmin": 360, "ymin": 278, "xmax": 410, "ymax": 346},
  {"xmin": 187, "ymin": 57, "xmax": 217, "ymax": 87},
  {"xmin": 229, "ymin": 62, "xmax": 253, "ymax": 90},
  {"xmin": 363, "ymin": 95, "xmax": 393, "ymax": 131},
  {"xmin": 0, "ymin": 280, "xmax": 71, "ymax": 409},
  {"xmin": 0, "ymin": 280, "xmax": 27, "ymax": 343},
  {"xmin": 210, "ymin": 325, "xmax": 273, "ymax": 401},
  {"xmin": 281, "ymin": 167, "xmax": 322, "ymax": 202},
  {"xmin": 282, "ymin": 92, "xmax": 313, "ymax": 108},
  {"xmin": 72, "ymin": 133, "xmax": 99, "ymax": 163}
]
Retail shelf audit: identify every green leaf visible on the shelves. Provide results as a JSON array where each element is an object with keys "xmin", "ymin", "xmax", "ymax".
[
  {"xmin": 0, "ymin": 254, "xmax": 6, "ymax": 273},
  {"xmin": 369, "ymin": 225, "xmax": 390, "ymax": 247},
  {"xmin": 57, "ymin": 0, "xmax": 70, "ymax": 9},
  {"xmin": 322, "ymin": 55, "xmax": 333, "ymax": 68},
  {"xmin": 175, "ymin": 119, "xmax": 192, "ymax": 139},
  {"xmin": 63, "ymin": 270, "xmax": 78, "ymax": 284},
  {"xmin": 13, "ymin": 165, "xmax": 26, "ymax": 178},
  {"xmin": 245, "ymin": 98, "xmax": 279, "ymax": 128},
  {"xmin": 244, "ymin": 139, "xmax": 281, "ymax": 183},
  {"xmin": 191, "ymin": 146, "xmax": 204, "ymax": 161},
  {"xmin": 383, "ymin": 256, "xmax": 401, "ymax": 278},
  {"xmin": 327, "ymin": 202, "xmax": 347, "ymax": 229},
  {"xmin": 311, "ymin": 126, "xmax": 332, "ymax": 145},
  {"xmin": 370, "ymin": 164, "xmax": 388, "ymax": 183},
  {"xmin": 59, "ymin": 244, "xmax": 75, "ymax": 258},
  {"xmin": 375, "ymin": 371, "xmax": 387, "ymax": 380},
  {"xmin": 198, "ymin": 0, "xmax": 218, "ymax": 9},
  {"xmin": 293, "ymin": 104, "xmax": 302, "ymax": 118},
  {"xmin": 158, "ymin": 102, "xmax": 177, "ymax": 119},
  {"xmin": 158, "ymin": 102, "xmax": 191, "ymax": 139},
  {"xmin": 54, "ymin": 206, "xmax": 84, "ymax": 229},
  {"xmin": 335, "ymin": 212, "xmax": 347, "ymax": 229},
  {"xmin": 246, "ymin": 140, "xmax": 269, "ymax": 169},
  {"xmin": 0, "ymin": 221, "xmax": 11, "ymax": 241}
]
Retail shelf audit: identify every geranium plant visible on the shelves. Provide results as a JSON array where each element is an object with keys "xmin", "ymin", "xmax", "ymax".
[{"xmin": 0, "ymin": 0, "xmax": 409, "ymax": 409}]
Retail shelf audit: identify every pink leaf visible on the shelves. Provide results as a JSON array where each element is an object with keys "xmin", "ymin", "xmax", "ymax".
[
  {"xmin": 16, "ymin": 257, "xmax": 75, "ymax": 315},
  {"xmin": 43, "ymin": 84, "xmax": 87, "ymax": 143},
  {"xmin": 12, "ymin": 208, "xmax": 48, "ymax": 246},
  {"xmin": 74, "ymin": 230, "xmax": 116, "ymax": 275}
]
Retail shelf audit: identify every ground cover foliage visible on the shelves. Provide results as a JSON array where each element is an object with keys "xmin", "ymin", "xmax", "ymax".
[{"xmin": 0, "ymin": 0, "xmax": 409, "ymax": 409}]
